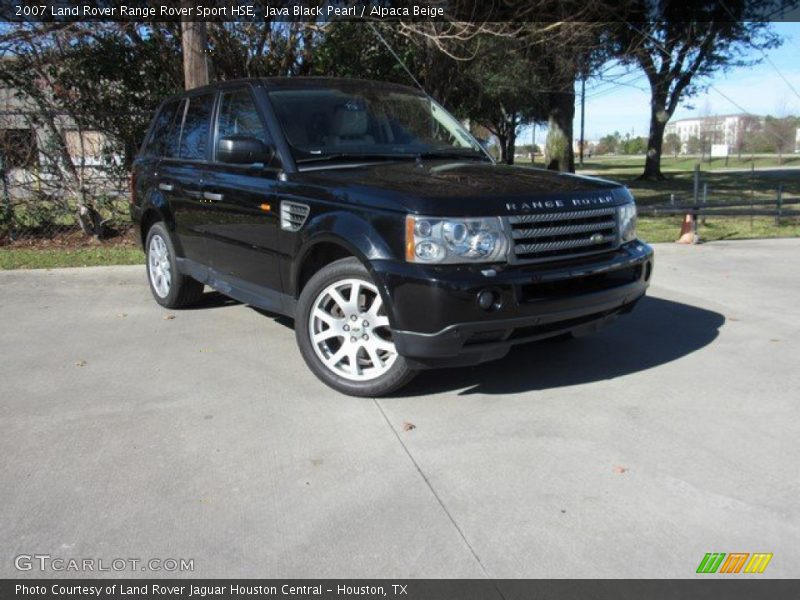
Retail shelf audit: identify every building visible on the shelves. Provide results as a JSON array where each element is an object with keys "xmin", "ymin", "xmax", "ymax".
[{"xmin": 664, "ymin": 114, "xmax": 761, "ymax": 154}]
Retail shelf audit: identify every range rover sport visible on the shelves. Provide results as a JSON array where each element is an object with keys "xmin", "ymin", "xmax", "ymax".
[{"xmin": 130, "ymin": 78, "xmax": 653, "ymax": 396}]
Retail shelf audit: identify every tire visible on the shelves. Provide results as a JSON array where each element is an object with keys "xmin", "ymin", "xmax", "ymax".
[
  {"xmin": 144, "ymin": 221, "xmax": 204, "ymax": 309},
  {"xmin": 295, "ymin": 257, "xmax": 417, "ymax": 397}
]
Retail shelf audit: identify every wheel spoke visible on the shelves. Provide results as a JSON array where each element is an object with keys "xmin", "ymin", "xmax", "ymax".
[
  {"xmin": 328, "ymin": 287, "xmax": 350, "ymax": 313},
  {"xmin": 313, "ymin": 308, "xmax": 338, "ymax": 327},
  {"xmin": 373, "ymin": 338, "xmax": 395, "ymax": 353},
  {"xmin": 313, "ymin": 328, "xmax": 340, "ymax": 344},
  {"xmin": 365, "ymin": 344, "xmax": 384, "ymax": 370},
  {"xmin": 348, "ymin": 346, "xmax": 361, "ymax": 376},
  {"xmin": 325, "ymin": 346, "xmax": 347, "ymax": 368},
  {"xmin": 367, "ymin": 293, "xmax": 383, "ymax": 317},
  {"xmin": 372, "ymin": 315, "xmax": 390, "ymax": 328}
]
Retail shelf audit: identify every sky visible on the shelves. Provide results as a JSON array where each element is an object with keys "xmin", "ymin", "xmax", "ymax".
[{"xmin": 522, "ymin": 22, "xmax": 800, "ymax": 145}]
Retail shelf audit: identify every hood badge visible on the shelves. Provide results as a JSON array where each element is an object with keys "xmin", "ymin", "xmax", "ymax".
[
  {"xmin": 505, "ymin": 194, "xmax": 614, "ymax": 212},
  {"xmin": 589, "ymin": 233, "xmax": 605, "ymax": 244}
]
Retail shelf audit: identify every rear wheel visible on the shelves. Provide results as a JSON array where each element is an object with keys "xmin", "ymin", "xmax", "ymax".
[
  {"xmin": 296, "ymin": 258, "xmax": 416, "ymax": 396},
  {"xmin": 145, "ymin": 222, "xmax": 204, "ymax": 308}
]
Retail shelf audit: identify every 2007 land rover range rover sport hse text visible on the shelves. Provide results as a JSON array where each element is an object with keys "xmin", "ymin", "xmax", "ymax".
[{"xmin": 131, "ymin": 78, "xmax": 653, "ymax": 396}]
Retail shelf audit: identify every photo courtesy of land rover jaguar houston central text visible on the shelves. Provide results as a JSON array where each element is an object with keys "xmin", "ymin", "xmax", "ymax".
[{"xmin": 130, "ymin": 78, "xmax": 653, "ymax": 396}]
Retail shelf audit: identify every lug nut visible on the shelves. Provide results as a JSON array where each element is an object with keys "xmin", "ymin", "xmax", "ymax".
[
  {"xmin": 350, "ymin": 336, "xmax": 357, "ymax": 343},
  {"xmin": 350, "ymin": 315, "xmax": 357, "ymax": 321},
  {"xmin": 362, "ymin": 334, "xmax": 369, "ymax": 340},
  {"xmin": 363, "ymin": 320, "xmax": 370, "ymax": 327},
  {"xmin": 343, "ymin": 324, "xmax": 350, "ymax": 332}
]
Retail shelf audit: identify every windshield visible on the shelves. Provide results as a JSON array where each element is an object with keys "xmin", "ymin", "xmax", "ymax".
[{"xmin": 267, "ymin": 83, "xmax": 489, "ymax": 163}]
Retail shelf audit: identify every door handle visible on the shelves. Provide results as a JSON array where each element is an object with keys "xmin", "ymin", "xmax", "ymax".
[
  {"xmin": 203, "ymin": 191, "xmax": 224, "ymax": 202},
  {"xmin": 158, "ymin": 182, "xmax": 174, "ymax": 192}
]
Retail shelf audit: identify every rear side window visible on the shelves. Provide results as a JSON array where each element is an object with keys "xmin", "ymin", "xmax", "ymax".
[
  {"xmin": 163, "ymin": 98, "xmax": 187, "ymax": 158},
  {"xmin": 179, "ymin": 93, "xmax": 214, "ymax": 160},
  {"xmin": 143, "ymin": 99, "xmax": 180, "ymax": 157},
  {"xmin": 216, "ymin": 88, "xmax": 271, "ymax": 148}
]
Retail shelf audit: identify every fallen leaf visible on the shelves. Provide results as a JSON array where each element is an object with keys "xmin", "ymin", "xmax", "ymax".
[
  {"xmin": 117, "ymin": 313, "xmax": 127, "ymax": 318},
  {"xmin": 311, "ymin": 458, "xmax": 323, "ymax": 467},
  {"xmin": 613, "ymin": 466, "xmax": 628, "ymax": 474},
  {"xmin": 163, "ymin": 314, "xmax": 176, "ymax": 320},
  {"xmin": 402, "ymin": 421, "xmax": 416, "ymax": 432},
  {"xmin": 199, "ymin": 348, "xmax": 212, "ymax": 353},
  {"xmin": 75, "ymin": 360, "xmax": 87, "ymax": 367}
]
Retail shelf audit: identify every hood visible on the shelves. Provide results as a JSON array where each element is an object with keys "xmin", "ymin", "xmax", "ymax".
[{"xmin": 292, "ymin": 160, "xmax": 631, "ymax": 216}]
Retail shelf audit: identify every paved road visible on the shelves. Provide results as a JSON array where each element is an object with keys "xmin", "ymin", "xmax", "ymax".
[{"xmin": 1, "ymin": 239, "xmax": 799, "ymax": 578}]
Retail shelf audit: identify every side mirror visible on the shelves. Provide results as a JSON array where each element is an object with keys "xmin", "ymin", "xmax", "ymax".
[{"xmin": 217, "ymin": 135, "xmax": 275, "ymax": 165}]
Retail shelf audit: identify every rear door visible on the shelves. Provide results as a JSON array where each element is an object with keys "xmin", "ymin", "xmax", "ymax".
[
  {"xmin": 202, "ymin": 85, "xmax": 284, "ymax": 295},
  {"xmin": 156, "ymin": 92, "xmax": 215, "ymax": 265}
]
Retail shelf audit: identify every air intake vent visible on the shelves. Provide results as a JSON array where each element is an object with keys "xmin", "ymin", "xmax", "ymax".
[{"xmin": 280, "ymin": 201, "xmax": 310, "ymax": 232}]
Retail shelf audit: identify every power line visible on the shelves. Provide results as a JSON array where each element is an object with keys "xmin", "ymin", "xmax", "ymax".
[{"xmin": 717, "ymin": 0, "xmax": 800, "ymax": 102}]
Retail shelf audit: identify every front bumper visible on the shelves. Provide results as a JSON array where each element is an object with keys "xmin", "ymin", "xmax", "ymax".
[{"xmin": 371, "ymin": 241, "xmax": 654, "ymax": 368}]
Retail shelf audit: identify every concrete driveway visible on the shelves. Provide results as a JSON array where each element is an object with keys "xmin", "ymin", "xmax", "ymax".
[{"xmin": 1, "ymin": 239, "xmax": 798, "ymax": 578}]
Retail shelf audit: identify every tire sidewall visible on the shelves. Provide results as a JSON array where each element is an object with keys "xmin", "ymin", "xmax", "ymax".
[{"xmin": 295, "ymin": 257, "xmax": 415, "ymax": 397}]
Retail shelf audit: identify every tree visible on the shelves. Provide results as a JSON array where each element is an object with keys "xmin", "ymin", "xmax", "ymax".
[
  {"xmin": 664, "ymin": 132, "xmax": 681, "ymax": 156},
  {"xmin": 614, "ymin": 0, "xmax": 784, "ymax": 180}
]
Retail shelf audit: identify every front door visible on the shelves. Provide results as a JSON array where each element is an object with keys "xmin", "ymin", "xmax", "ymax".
[{"xmin": 202, "ymin": 86, "xmax": 284, "ymax": 296}]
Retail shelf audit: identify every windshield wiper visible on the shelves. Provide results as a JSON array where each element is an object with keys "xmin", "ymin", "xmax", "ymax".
[
  {"xmin": 297, "ymin": 153, "xmax": 416, "ymax": 164},
  {"xmin": 416, "ymin": 150, "xmax": 491, "ymax": 162}
]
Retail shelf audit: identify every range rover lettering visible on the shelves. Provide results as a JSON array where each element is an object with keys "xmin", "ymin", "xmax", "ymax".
[{"xmin": 130, "ymin": 78, "xmax": 654, "ymax": 396}]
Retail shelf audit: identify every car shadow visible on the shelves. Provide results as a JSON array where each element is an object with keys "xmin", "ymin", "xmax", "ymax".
[
  {"xmin": 395, "ymin": 296, "xmax": 725, "ymax": 397},
  {"xmin": 181, "ymin": 290, "xmax": 242, "ymax": 310}
]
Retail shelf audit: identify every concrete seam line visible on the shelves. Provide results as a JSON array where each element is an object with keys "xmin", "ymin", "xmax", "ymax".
[{"xmin": 372, "ymin": 398, "xmax": 505, "ymax": 597}]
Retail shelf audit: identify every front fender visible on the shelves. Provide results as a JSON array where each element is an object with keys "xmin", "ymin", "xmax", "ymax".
[{"xmin": 289, "ymin": 209, "xmax": 400, "ymax": 297}]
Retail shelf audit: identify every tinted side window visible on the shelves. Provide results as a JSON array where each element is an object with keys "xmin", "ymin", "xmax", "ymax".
[
  {"xmin": 216, "ymin": 88, "xmax": 271, "ymax": 149},
  {"xmin": 163, "ymin": 99, "xmax": 187, "ymax": 159},
  {"xmin": 143, "ymin": 99, "xmax": 180, "ymax": 157},
  {"xmin": 179, "ymin": 94, "xmax": 214, "ymax": 160}
]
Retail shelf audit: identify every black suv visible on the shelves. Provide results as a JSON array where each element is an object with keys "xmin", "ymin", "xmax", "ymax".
[{"xmin": 131, "ymin": 78, "xmax": 653, "ymax": 396}]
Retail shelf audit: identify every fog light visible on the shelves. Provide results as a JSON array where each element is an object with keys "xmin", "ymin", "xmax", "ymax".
[{"xmin": 477, "ymin": 289, "xmax": 499, "ymax": 311}]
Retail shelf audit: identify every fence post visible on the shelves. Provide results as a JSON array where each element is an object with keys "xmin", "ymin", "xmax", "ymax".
[
  {"xmin": 701, "ymin": 182, "xmax": 708, "ymax": 226},
  {"xmin": 693, "ymin": 164, "xmax": 700, "ymax": 204},
  {"xmin": 670, "ymin": 193, "xmax": 675, "ymax": 207},
  {"xmin": 775, "ymin": 184, "xmax": 783, "ymax": 226},
  {"xmin": 750, "ymin": 162, "xmax": 755, "ymax": 231}
]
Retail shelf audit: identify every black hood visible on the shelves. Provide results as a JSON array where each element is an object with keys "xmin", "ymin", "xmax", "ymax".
[{"xmin": 292, "ymin": 160, "xmax": 631, "ymax": 216}]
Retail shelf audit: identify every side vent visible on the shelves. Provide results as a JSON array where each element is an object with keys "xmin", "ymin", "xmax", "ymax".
[{"xmin": 280, "ymin": 201, "xmax": 310, "ymax": 232}]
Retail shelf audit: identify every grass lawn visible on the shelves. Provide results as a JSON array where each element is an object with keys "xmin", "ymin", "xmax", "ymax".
[
  {"xmin": 570, "ymin": 154, "xmax": 800, "ymax": 206},
  {"xmin": 638, "ymin": 216, "xmax": 800, "ymax": 243},
  {"xmin": 0, "ymin": 245, "xmax": 144, "ymax": 270}
]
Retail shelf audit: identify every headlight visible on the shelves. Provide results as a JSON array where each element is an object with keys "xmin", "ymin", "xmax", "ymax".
[
  {"xmin": 405, "ymin": 215, "xmax": 509, "ymax": 264},
  {"xmin": 618, "ymin": 203, "xmax": 637, "ymax": 243}
]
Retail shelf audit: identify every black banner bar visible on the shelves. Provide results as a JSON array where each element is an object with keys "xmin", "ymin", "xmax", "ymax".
[{"xmin": 3, "ymin": 579, "xmax": 800, "ymax": 600}]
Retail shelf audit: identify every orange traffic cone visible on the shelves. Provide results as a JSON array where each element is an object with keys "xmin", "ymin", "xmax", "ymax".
[{"xmin": 676, "ymin": 213, "xmax": 699, "ymax": 244}]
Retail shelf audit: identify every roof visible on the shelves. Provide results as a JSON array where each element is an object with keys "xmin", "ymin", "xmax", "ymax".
[{"xmin": 163, "ymin": 77, "xmax": 423, "ymax": 100}]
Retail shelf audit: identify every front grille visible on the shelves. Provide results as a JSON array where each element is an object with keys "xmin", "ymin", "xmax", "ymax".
[{"xmin": 504, "ymin": 207, "xmax": 619, "ymax": 263}]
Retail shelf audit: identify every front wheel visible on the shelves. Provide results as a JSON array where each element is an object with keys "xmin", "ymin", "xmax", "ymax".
[{"xmin": 295, "ymin": 258, "xmax": 416, "ymax": 397}]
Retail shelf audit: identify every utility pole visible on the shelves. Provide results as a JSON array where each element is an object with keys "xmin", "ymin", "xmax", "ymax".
[
  {"xmin": 181, "ymin": 0, "xmax": 208, "ymax": 90},
  {"xmin": 579, "ymin": 74, "xmax": 586, "ymax": 167},
  {"xmin": 531, "ymin": 122, "xmax": 536, "ymax": 165}
]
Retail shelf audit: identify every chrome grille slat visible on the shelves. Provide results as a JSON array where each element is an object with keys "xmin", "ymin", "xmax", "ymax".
[
  {"xmin": 504, "ymin": 206, "xmax": 621, "ymax": 264},
  {"xmin": 512, "ymin": 220, "xmax": 616, "ymax": 239},
  {"xmin": 515, "ymin": 234, "xmax": 617, "ymax": 255},
  {"xmin": 508, "ymin": 208, "xmax": 617, "ymax": 224}
]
